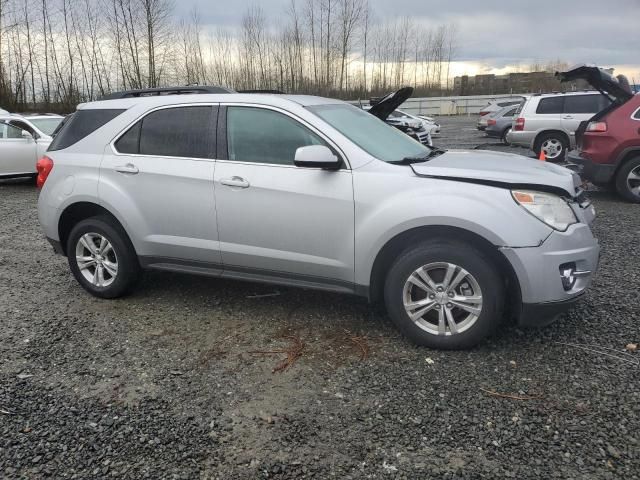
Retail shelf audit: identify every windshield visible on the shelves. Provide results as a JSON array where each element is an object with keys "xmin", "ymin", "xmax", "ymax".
[
  {"xmin": 308, "ymin": 104, "xmax": 429, "ymax": 163},
  {"xmin": 29, "ymin": 117, "xmax": 63, "ymax": 136}
]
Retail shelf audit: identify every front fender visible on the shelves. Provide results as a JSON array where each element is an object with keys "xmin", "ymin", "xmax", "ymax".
[{"xmin": 353, "ymin": 172, "xmax": 552, "ymax": 287}]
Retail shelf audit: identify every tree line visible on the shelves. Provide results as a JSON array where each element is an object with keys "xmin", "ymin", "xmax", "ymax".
[{"xmin": 0, "ymin": 0, "xmax": 459, "ymax": 113}]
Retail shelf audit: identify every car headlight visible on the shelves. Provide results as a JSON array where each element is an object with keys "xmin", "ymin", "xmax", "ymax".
[{"xmin": 512, "ymin": 190, "xmax": 577, "ymax": 231}]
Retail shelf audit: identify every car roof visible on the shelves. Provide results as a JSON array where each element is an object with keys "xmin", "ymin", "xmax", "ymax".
[{"xmin": 78, "ymin": 93, "xmax": 346, "ymax": 111}]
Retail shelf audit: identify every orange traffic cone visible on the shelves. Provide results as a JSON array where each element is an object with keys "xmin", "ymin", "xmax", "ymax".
[{"xmin": 538, "ymin": 150, "xmax": 546, "ymax": 161}]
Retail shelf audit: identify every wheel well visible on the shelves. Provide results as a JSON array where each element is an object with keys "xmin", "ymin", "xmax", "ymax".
[
  {"xmin": 58, "ymin": 202, "xmax": 121, "ymax": 256},
  {"xmin": 533, "ymin": 130, "xmax": 570, "ymax": 151},
  {"xmin": 368, "ymin": 226, "xmax": 522, "ymax": 315},
  {"xmin": 614, "ymin": 149, "xmax": 640, "ymax": 177}
]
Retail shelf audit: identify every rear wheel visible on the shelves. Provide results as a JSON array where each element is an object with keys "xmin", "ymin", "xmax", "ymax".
[
  {"xmin": 67, "ymin": 216, "xmax": 140, "ymax": 298},
  {"xmin": 615, "ymin": 156, "xmax": 640, "ymax": 203},
  {"xmin": 501, "ymin": 127, "xmax": 512, "ymax": 145},
  {"xmin": 535, "ymin": 132, "xmax": 568, "ymax": 161},
  {"xmin": 383, "ymin": 240, "xmax": 505, "ymax": 349}
]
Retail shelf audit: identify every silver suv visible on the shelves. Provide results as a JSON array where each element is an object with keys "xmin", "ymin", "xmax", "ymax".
[
  {"xmin": 37, "ymin": 88, "xmax": 600, "ymax": 349},
  {"xmin": 507, "ymin": 91, "xmax": 610, "ymax": 160}
]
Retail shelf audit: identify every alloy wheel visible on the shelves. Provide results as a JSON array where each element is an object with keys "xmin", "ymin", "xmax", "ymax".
[
  {"xmin": 75, "ymin": 233, "xmax": 118, "ymax": 287},
  {"xmin": 626, "ymin": 166, "xmax": 640, "ymax": 198},
  {"xmin": 402, "ymin": 262, "xmax": 483, "ymax": 336},
  {"xmin": 541, "ymin": 138, "xmax": 563, "ymax": 159}
]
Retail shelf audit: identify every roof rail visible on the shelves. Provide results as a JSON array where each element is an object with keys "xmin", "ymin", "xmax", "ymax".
[
  {"xmin": 100, "ymin": 85, "xmax": 234, "ymax": 100},
  {"xmin": 237, "ymin": 89, "xmax": 285, "ymax": 94}
]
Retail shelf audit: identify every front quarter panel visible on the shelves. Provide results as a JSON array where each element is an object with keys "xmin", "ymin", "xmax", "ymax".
[{"xmin": 353, "ymin": 163, "xmax": 553, "ymax": 287}]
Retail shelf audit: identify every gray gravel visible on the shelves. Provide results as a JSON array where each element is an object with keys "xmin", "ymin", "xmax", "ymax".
[{"xmin": 1, "ymin": 116, "xmax": 638, "ymax": 479}]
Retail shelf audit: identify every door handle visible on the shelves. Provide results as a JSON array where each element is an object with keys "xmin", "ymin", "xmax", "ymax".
[
  {"xmin": 220, "ymin": 176, "xmax": 250, "ymax": 188},
  {"xmin": 562, "ymin": 115, "xmax": 574, "ymax": 119},
  {"xmin": 115, "ymin": 163, "xmax": 139, "ymax": 174}
]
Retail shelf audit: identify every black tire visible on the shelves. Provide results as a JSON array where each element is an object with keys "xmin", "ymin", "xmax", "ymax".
[
  {"xmin": 383, "ymin": 240, "xmax": 505, "ymax": 349},
  {"xmin": 534, "ymin": 132, "xmax": 569, "ymax": 162},
  {"xmin": 501, "ymin": 127, "xmax": 511, "ymax": 145},
  {"xmin": 614, "ymin": 156, "xmax": 640, "ymax": 203},
  {"xmin": 66, "ymin": 216, "xmax": 140, "ymax": 298}
]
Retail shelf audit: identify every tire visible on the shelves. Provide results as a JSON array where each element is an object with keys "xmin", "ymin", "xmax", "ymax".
[
  {"xmin": 383, "ymin": 240, "xmax": 505, "ymax": 349},
  {"xmin": 535, "ymin": 132, "xmax": 568, "ymax": 161},
  {"xmin": 501, "ymin": 127, "xmax": 512, "ymax": 145},
  {"xmin": 66, "ymin": 216, "xmax": 140, "ymax": 298},
  {"xmin": 614, "ymin": 156, "xmax": 640, "ymax": 203}
]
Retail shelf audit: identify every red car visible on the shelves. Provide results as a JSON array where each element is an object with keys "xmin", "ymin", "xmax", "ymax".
[{"xmin": 559, "ymin": 65, "xmax": 639, "ymax": 202}]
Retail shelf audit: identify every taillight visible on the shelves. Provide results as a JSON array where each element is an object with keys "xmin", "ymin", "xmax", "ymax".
[
  {"xmin": 586, "ymin": 121, "xmax": 607, "ymax": 132},
  {"xmin": 514, "ymin": 117, "xmax": 525, "ymax": 131},
  {"xmin": 36, "ymin": 156, "xmax": 54, "ymax": 189},
  {"xmin": 479, "ymin": 111, "xmax": 489, "ymax": 116},
  {"xmin": 487, "ymin": 119, "xmax": 497, "ymax": 126}
]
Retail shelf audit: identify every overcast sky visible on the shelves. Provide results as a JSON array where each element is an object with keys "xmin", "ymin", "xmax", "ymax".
[{"xmin": 175, "ymin": 0, "xmax": 639, "ymax": 80}]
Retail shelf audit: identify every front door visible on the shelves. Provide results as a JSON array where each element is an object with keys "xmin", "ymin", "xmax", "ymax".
[
  {"xmin": 99, "ymin": 105, "xmax": 222, "ymax": 266},
  {"xmin": 214, "ymin": 105, "xmax": 355, "ymax": 291},
  {"xmin": 0, "ymin": 123, "xmax": 37, "ymax": 175}
]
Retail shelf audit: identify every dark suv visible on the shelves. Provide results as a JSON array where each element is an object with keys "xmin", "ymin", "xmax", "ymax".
[{"xmin": 559, "ymin": 66, "xmax": 639, "ymax": 202}]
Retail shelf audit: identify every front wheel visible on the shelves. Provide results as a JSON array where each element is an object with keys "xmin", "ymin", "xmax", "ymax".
[
  {"xmin": 615, "ymin": 156, "xmax": 640, "ymax": 203},
  {"xmin": 384, "ymin": 241, "xmax": 505, "ymax": 349},
  {"xmin": 67, "ymin": 216, "xmax": 141, "ymax": 298}
]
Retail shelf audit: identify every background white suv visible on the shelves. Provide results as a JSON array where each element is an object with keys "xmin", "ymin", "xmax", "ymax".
[
  {"xmin": 0, "ymin": 113, "xmax": 63, "ymax": 179},
  {"xmin": 507, "ymin": 91, "xmax": 610, "ymax": 160}
]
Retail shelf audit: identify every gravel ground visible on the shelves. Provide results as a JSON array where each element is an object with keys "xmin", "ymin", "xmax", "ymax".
[{"xmin": 1, "ymin": 116, "xmax": 638, "ymax": 479}]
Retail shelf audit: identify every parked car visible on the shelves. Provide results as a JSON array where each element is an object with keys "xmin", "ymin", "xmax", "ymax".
[
  {"xmin": 389, "ymin": 109, "xmax": 440, "ymax": 138},
  {"xmin": 37, "ymin": 87, "xmax": 599, "ymax": 349},
  {"xmin": 477, "ymin": 98, "xmax": 525, "ymax": 129},
  {"xmin": 507, "ymin": 91, "xmax": 611, "ymax": 161},
  {"xmin": 557, "ymin": 65, "xmax": 639, "ymax": 202},
  {"xmin": 416, "ymin": 114, "xmax": 441, "ymax": 135},
  {"xmin": 0, "ymin": 113, "xmax": 62, "ymax": 180},
  {"xmin": 365, "ymin": 88, "xmax": 432, "ymax": 146},
  {"xmin": 485, "ymin": 104, "xmax": 520, "ymax": 144},
  {"xmin": 416, "ymin": 114, "xmax": 440, "ymax": 135}
]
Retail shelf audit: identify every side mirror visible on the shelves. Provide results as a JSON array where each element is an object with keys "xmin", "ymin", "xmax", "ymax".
[
  {"xmin": 294, "ymin": 145, "xmax": 341, "ymax": 170},
  {"xmin": 21, "ymin": 129, "xmax": 33, "ymax": 140}
]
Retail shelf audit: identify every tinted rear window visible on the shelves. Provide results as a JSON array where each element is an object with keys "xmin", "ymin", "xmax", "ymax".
[
  {"xmin": 114, "ymin": 106, "xmax": 214, "ymax": 159},
  {"xmin": 563, "ymin": 95, "xmax": 602, "ymax": 114},
  {"xmin": 48, "ymin": 109, "xmax": 124, "ymax": 151},
  {"xmin": 536, "ymin": 97, "xmax": 564, "ymax": 114}
]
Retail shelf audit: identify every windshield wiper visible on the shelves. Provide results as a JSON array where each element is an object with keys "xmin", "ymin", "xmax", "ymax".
[{"xmin": 389, "ymin": 148, "xmax": 447, "ymax": 165}]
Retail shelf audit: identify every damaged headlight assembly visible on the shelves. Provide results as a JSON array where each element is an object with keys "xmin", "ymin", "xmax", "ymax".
[{"xmin": 511, "ymin": 190, "xmax": 577, "ymax": 231}]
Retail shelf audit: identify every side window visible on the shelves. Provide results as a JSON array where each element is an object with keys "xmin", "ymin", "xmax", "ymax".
[
  {"xmin": 226, "ymin": 107, "xmax": 326, "ymax": 165},
  {"xmin": 564, "ymin": 95, "xmax": 601, "ymax": 114},
  {"xmin": 139, "ymin": 106, "xmax": 213, "ymax": 158},
  {"xmin": 115, "ymin": 106, "xmax": 214, "ymax": 159},
  {"xmin": 634, "ymin": 108, "xmax": 640, "ymax": 120},
  {"xmin": 9, "ymin": 120, "xmax": 34, "ymax": 135},
  {"xmin": 115, "ymin": 121, "xmax": 141, "ymax": 154},
  {"xmin": 4, "ymin": 123, "xmax": 24, "ymax": 139},
  {"xmin": 536, "ymin": 97, "xmax": 564, "ymax": 114}
]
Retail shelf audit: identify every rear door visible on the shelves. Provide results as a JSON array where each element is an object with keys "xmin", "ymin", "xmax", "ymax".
[
  {"xmin": 99, "ymin": 105, "xmax": 222, "ymax": 267},
  {"xmin": 0, "ymin": 123, "xmax": 37, "ymax": 175}
]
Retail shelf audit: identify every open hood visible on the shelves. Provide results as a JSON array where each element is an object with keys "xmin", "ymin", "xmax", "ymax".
[
  {"xmin": 410, "ymin": 150, "xmax": 579, "ymax": 196},
  {"xmin": 368, "ymin": 87, "xmax": 414, "ymax": 121},
  {"xmin": 556, "ymin": 65, "xmax": 633, "ymax": 103}
]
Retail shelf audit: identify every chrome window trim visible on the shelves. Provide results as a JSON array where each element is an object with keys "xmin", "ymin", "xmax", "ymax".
[
  {"xmin": 109, "ymin": 103, "xmax": 218, "ymax": 162},
  {"xmin": 631, "ymin": 106, "xmax": 640, "ymax": 121},
  {"xmin": 219, "ymin": 102, "xmax": 351, "ymax": 170}
]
